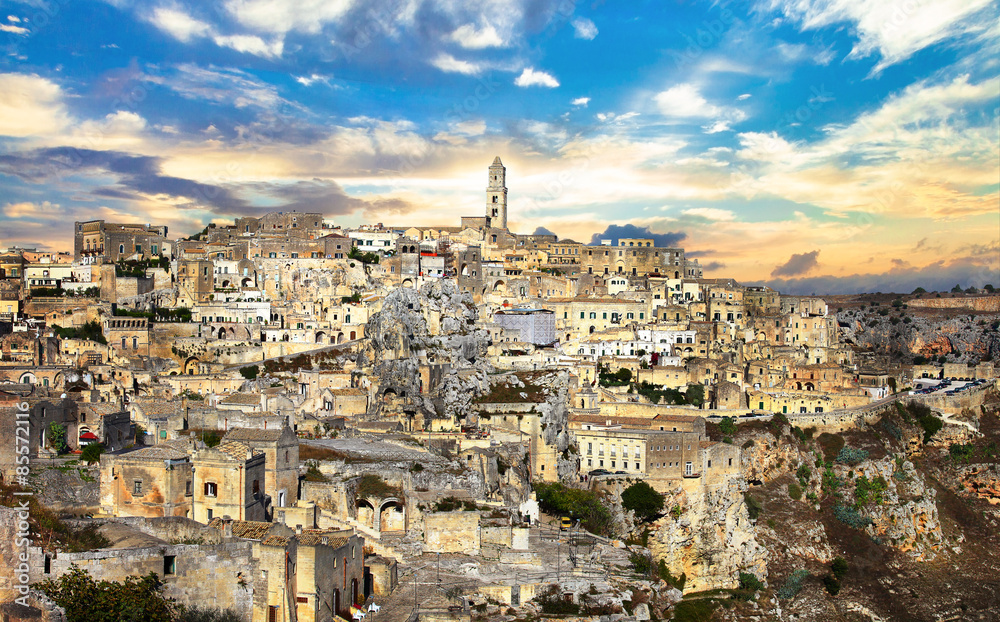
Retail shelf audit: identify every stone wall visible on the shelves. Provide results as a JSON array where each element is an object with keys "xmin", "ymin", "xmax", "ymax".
[
  {"xmin": 423, "ymin": 511, "xmax": 480, "ymax": 554},
  {"xmin": 27, "ymin": 541, "xmax": 257, "ymax": 617}
]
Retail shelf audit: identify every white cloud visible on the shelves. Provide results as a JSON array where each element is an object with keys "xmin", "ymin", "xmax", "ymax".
[
  {"xmin": 295, "ymin": 74, "xmax": 329, "ymax": 86},
  {"xmin": 571, "ymin": 17, "xmax": 598, "ymax": 40},
  {"xmin": 430, "ymin": 53, "xmax": 482, "ymax": 75},
  {"xmin": 7, "ymin": 15, "xmax": 21, "ymax": 22},
  {"xmin": 150, "ymin": 6, "xmax": 212, "ymax": 42},
  {"xmin": 737, "ymin": 93, "xmax": 751, "ymax": 101},
  {"xmin": 759, "ymin": 0, "xmax": 996, "ymax": 72},
  {"xmin": 149, "ymin": 6, "xmax": 284, "ymax": 57},
  {"xmin": 655, "ymin": 83, "xmax": 748, "ymax": 132},
  {"xmin": 0, "ymin": 23, "xmax": 28, "ymax": 34},
  {"xmin": 0, "ymin": 73, "xmax": 71, "ymax": 137},
  {"xmin": 449, "ymin": 23, "xmax": 504, "ymax": 49},
  {"xmin": 224, "ymin": 0, "xmax": 354, "ymax": 35},
  {"xmin": 514, "ymin": 67, "xmax": 559, "ymax": 88},
  {"xmin": 655, "ymin": 84, "xmax": 716, "ymax": 117},
  {"xmin": 213, "ymin": 34, "xmax": 284, "ymax": 58},
  {"xmin": 571, "ymin": 97, "xmax": 590, "ymax": 107}
]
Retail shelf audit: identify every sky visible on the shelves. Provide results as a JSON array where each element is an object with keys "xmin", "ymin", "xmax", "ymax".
[{"xmin": 0, "ymin": 0, "xmax": 998, "ymax": 294}]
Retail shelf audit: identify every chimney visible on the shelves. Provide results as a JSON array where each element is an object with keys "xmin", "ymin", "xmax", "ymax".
[
  {"xmin": 223, "ymin": 517, "xmax": 233, "ymax": 538},
  {"xmin": 295, "ymin": 524, "xmax": 303, "ymax": 535}
]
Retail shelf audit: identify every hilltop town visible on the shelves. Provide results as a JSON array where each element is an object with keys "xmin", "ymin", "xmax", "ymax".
[{"xmin": 1, "ymin": 157, "xmax": 998, "ymax": 622}]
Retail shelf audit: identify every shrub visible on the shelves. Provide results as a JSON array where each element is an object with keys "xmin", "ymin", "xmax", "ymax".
[
  {"xmin": 81, "ymin": 443, "xmax": 105, "ymax": 465},
  {"xmin": 657, "ymin": 559, "xmax": 686, "ymax": 590},
  {"xmin": 854, "ymin": 475, "xmax": 888, "ymax": 505},
  {"xmin": 409, "ymin": 462, "xmax": 424, "ymax": 473},
  {"xmin": 238, "ymin": 365, "xmax": 259, "ymax": 380},
  {"xmin": 535, "ymin": 584, "xmax": 580, "ymax": 614},
  {"xmin": 738, "ymin": 572, "xmax": 764, "ymax": 592},
  {"xmin": 743, "ymin": 492, "xmax": 762, "ymax": 520},
  {"xmin": 796, "ymin": 464, "xmax": 811, "ymax": 486},
  {"xmin": 776, "ymin": 569, "xmax": 810, "ymax": 600},
  {"xmin": 788, "ymin": 482, "xmax": 803, "ymax": 501},
  {"xmin": 534, "ymin": 482, "xmax": 612, "ymax": 536},
  {"xmin": 622, "ymin": 481, "xmax": 664, "ymax": 523},
  {"xmin": 719, "ymin": 416, "xmax": 737, "ymax": 436},
  {"xmin": 822, "ymin": 574, "xmax": 841, "ymax": 595},
  {"xmin": 629, "ymin": 551, "xmax": 653, "ymax": 576},
  {"xmin": 906, "ymin": 402, "xmax": 943, "ymax": 442},
  {"xmin": 48, "ymin": 422, "xmax": 68, "ymax": 454},
  {"xmin": 35, "ymin": 566, "xmax": 174, "ymax": 622},
  {"xmin": 836, "ymin": 446, "xmax": 869, "ymax": 466},
  {"xmin": 831, "ymin": 556, "xmax": 848, "ymax": 579},
  {"xmin": 834, "ymin": 504, "xmax": 873, "ymax": 529}
]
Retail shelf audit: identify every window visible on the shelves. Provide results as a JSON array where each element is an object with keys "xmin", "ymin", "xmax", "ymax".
[
  {"xmin": 204, "ymin": 482, "xmax": 218, "ymax": 497},
  {"xmin": 185, "ymin": 481, "xmax": 192, "ymax": 496},
  {"xmin": 163, "ymin": 555, "xmax": 176, "ymax": 575},
  {"xmin": 133, "ymin": 480, "xmax": 142, "ymax": 495},
  {"xmin": 253, "ymin": 480, "xmax": 260, "ymax": 496},
  {"xmin": 685, "ymin": 462, "xmax": 693, "ymax": 476},
  {"xmin": 206, "ymin": 508, "xmax": 213, "ymax": 520}
]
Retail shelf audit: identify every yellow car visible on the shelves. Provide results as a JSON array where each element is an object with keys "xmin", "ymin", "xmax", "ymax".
[{"xmin": 560, "ymin": 516, "xmax": 573, "ymax": 530}]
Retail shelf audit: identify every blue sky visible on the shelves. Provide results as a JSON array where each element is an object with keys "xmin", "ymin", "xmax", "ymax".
[{"xmin": 1, "ymin": 0, "xmax": 998, "ymax": 293}]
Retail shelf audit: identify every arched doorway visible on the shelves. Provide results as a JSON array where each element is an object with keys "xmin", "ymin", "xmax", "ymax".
[
  {"xmin": 356, "ymin": 499, "xmax": 375, "ymax": 529},
  {"xmin": 217, "ymin": 327, "xmax": 226, "ymax": 339},
  {"xmin": 315, "ymin": 331, "xmax": 326, "ymax": 344},
  {"xmin": 379, "ymin": 499, "xmax": 405, "ymax": 532}
]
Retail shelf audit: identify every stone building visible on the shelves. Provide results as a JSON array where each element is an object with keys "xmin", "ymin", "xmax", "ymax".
[
  {"xmin": 222, "ymin": 426, "xmax": 299, "ymax": 509},
  {"xmin": 192, "ymin": 441, "xmax": 267, "ymax": 523},
  {"xmin": 74, "ymin": 220, "xmax": 170, "ymax": 262},
  {"xmin": 104, "ymin": 317, "xmax": 151, "ymax": 357},
  {"xmin": 99, "ymin": 442, "xmax": 194, "ymax": 518}
]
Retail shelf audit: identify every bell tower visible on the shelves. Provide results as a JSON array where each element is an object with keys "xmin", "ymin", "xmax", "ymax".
[{"xmin": 486, "ymin": 156, "xmax": 507, "ymax": 230}]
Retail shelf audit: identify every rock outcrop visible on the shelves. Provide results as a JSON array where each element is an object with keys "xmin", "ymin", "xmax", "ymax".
[
  {"xmin": 361, "ymin": 281, "xmax": 492, "ymax": 421},
  {"xmin": 648, "ymin": 476, "xmax": 768, "ymax": 592}
]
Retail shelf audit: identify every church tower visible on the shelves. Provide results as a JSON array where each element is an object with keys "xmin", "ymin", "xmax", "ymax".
[{"xmin": 486, "ymin": 156, "xmax": 508, "ymax": 230}]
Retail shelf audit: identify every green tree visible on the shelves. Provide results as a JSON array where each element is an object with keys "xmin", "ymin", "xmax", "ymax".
[
  {"xmin": 48, "ymin": 422, "xmax": 68, "ymax": 453},
  {"xmin": 685, "ymin": 383, "xmax": 705, "ymax": 406},
  {"xmin": 81, "ymin": 443, "xmax": 105, "ymax": 464},
  {"xmin": 621, "ymin": 481, "xmax": 664, "ymax": 522},
  {"xmin": 719, "ymin": 416, "xmax": 737, "ymax": 436},
  {"xmin": 35, "ymin": 565, "xmax": 175, "ymax": 622},
  {"xmin": 239, "ymin": 365, "xmax": 259, "ymax": 380},
  {"xmin": 830, "ymin": 556, "xmax": 848, "ymax": 579},
  {"xmin": 911, "ymin": 287, "xmax": 926, "ymax": 294}
]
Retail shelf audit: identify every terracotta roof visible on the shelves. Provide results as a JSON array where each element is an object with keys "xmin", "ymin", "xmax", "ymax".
[{"xmin": 261, "ymin": 535, "xmax": 290, "ymax": 547}]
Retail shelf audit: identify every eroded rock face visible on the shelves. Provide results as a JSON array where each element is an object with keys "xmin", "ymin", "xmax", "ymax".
[
  {"xmin": 362, "ymin": 281, "xmax": 492, "ymax": 420},
  {"xmin": 838, "ymin": 309, "xmax": 1000, "ymax": 362},
  {"xmin": 849, "ymin": 458, "xmax": 944, "ymax": 561},
  {"xmin": 958, "ymin": 464, "xmax": 1000, "ymax": 505},
  {"xmin": 739, "ymin": 432, "xmax": 800, "ymax": 483},
  {"xmin": 648, "ymin": 477, "xmax": 768, "ymax": 592}
]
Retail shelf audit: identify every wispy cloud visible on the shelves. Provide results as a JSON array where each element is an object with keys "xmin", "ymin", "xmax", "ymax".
[
  {"xmin": 759, "ymin": 0, "xmax": 997, "ymax": 72},
  {"xmin": 571, "ymin": 17, "xmax": 598, "ymax": 40}
]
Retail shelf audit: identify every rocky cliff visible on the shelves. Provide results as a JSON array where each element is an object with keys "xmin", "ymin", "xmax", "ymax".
[
  {"xmin": 648, "ymin": 477, "xmax": 768, "ymax": 592},
  {"xmin": 838, "ymin": 307, "xmax": 1000, "ymax": 363},
  {"xmin": 361, "ymin": 281, "xmax": 492, "ymax": 421}
]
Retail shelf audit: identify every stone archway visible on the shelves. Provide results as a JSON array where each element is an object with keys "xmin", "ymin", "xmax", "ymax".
[
  {"xmin": 315, "ymin": 331, "xmax": 326, "ymax": 344},
  {"xmin": 356, "ymin": 499, "xmax": 375, "ymax": 529},
  {"xmin": 183, "ymin": 357, "xmax": 200, "ymax": 375},
  {"xmin": 378, "ymin": 498, "xmax": 405, "ymax": 532}
]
